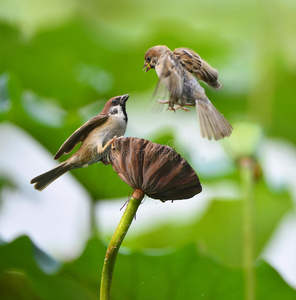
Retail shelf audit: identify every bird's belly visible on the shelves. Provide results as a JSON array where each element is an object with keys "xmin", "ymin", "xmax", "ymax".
[
  {"xmin": 182, "ymin": 82, "xmax": 196, "ymax": 103},
  {"xmin": 182, "ymin": 75, "xmax": 205, "ymax": 105}
]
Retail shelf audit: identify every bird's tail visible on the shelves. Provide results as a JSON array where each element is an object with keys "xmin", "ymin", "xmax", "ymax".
[
  {"xmin": 31, "ymin": 162, "xmax": 69, "ymax": 191},
  {"xmin": 195, "ymin": 99, "xmax": 233, "ymax": 140}
]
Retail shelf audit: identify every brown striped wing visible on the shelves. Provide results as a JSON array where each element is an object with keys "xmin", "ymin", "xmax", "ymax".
[
  {"xmin": 54, "ymin": 114, "xmax": 109, "ymax": 159},
  {"xmin": 173, "ymin": 47, "xmax": 222, "ymax": 89}
]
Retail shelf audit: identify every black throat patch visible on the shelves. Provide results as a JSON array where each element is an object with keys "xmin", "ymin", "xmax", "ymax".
[{"xmin": 121, "ymin": 104, "xmax": 128, "ymax": 123}]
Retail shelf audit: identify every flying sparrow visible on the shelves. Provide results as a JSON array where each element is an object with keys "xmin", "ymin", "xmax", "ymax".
[
  {"xmin": 31, "ymin": 94, "xmax": 129, "ymax": 191},
  {"xmin": 143, "ymin": 45, "xmax": 233, "ymax": 140}
]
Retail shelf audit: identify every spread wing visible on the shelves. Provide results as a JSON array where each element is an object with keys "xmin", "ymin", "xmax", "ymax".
[
  {"xmin": 158, "ymin": 53, "xmax": 184, "ymax": 105},
  {"xmin": 173, "ymin": 47, "xmax": 222, "ymax": 89},
  {"xmin": 54, "ymin": 114, "xmax": 109, "ymax": 159}
]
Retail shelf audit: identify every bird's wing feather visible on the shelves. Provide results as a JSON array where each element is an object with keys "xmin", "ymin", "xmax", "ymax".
[
  {"xmin": 173, "ymin": 48, "xmax": 222, "ymax": 89},
  {"xmin": 159, "ymin": 53, "xmax": 184, "ymax": 103},
  {"xmin": 173, "ymin": 48, "xmax": 202, "ymax": 73},
  {"xmin": 54, "ymin": 115, "xmax": 109, "ymax": 159}
]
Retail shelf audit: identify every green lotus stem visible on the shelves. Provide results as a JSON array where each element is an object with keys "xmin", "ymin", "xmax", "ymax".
[
  {"xmin": 240, "ymin": 157, "xmax": 256, "ymax": 300},
  {"xmin": 100, "ymin": 190, "xmax": 144, "ymax": 300}
]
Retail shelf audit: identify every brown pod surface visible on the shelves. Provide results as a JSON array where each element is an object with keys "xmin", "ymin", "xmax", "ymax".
[{"xmin": 109, "ymin": 137, "xmax": 202, "ymax": 202}]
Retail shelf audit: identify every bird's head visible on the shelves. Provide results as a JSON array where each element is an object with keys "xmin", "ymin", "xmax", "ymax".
[
  {"xmin": 143, "ymin": 45, "xmax": 170, "ymax": 72},
  {"xmin": 102, "ymin": 94, "xmax": 129, "ymax": 122}
]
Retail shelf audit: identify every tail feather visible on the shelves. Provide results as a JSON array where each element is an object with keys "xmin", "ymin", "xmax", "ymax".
[
  {"xmin": 31, "ymin": 162, "xmax": 69, "ymax": 191},
  {"xmin": 195, "ymin": 99, "xmax": 233, "ymax": 141},
  {"xmin": 196, "ymin": 105, "xmax": 208, "ymax": 139},
  {"xmin": 197, "ymin": 105, "xmax": 212, "ymax": 140}
]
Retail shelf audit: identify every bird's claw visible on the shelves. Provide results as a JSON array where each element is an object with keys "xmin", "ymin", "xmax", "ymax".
[
  {"xmin": 101, "ymin": 135, "xmax": 117, "ymax": 152},
  {"xmin": 109, "ymin": 135, "xmax": 117, "ymax": 149},
  {"xmin": 167, "ymin": 105, "xmax": 190, "ymax": 112},
  {"xmin": 157, "ymin": 99, "xmax": 190, "ymax": 112},
  {"xmin": 167, "ymin": 106, "xmax": 176, "ymax": 112},
  {"xmin": 178, "ymin": 105, "xmax": 190, "ymax": 112}
]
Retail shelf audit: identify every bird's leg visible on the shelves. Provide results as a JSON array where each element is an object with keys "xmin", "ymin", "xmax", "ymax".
[
  {"xmin": 180, "ymin": 97, "xmax": 187, "ymax": 106},
  {"xmin": 167, "ymin": 106, "xmax": 176, "ymax": 112},
  {"xmin": 166, "ymin": 97, "xmax": 180, "ymax": 112},
  {"xmin": 157, "ymin": 99, "xmax": 174, "ymax": 111},
  {"xmin": 167, "ymin": 101, "xmax": 178, "ymax": 112},
  {"xmin": 157, "ymin": 99, "xmax": 189, "ymax": 112},
  {"xmin": 99, "ymin": 135, "xmax": 117, "ymax": 154},
  {"xmin": 170, "ymin": 105, "xmax": 190, "ymax": 112}
]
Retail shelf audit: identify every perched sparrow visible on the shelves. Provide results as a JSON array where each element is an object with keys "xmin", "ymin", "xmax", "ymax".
[
  {"xmin": 31, "ymin": 94, "xmax": 129, "ymax": 191},
  {"xmin": 143, "ymin": 45, "xmax": 233, "ymax": 140}
]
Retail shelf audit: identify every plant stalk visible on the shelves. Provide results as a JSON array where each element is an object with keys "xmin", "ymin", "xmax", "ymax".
[
  {"xmin": 100, "ymin": 189, "xmax": 144, "ymax": 300},
  {"xmin": 240, "ymin": 157, "xmax": 256, "ymax": 300}
]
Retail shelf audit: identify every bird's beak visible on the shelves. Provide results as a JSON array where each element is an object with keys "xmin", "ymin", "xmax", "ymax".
[
  {"xmin": 120, "ymin": 94, "xmax": 129, "ymax": 104},
  {"xmin": 143, "ymin": 62, "xmax": 151, "ymax": 72}
]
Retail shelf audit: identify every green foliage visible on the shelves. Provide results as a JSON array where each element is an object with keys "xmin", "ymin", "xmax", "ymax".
[
  {"xmin": 0, "ymin": 236, "xmax": 295, "ymax": 300},
  {"xmin": 122, "ymin": 179, "xmax": 292, "ymax": 265},
  {"xmin": 0, "ymin": 0, "xmax": 296, "ymax": 299}
]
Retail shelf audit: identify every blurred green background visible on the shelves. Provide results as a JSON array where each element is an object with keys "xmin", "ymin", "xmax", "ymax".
[{"xmin": 0, "ymin": 0, "xmax": 296, "ymax": 299}]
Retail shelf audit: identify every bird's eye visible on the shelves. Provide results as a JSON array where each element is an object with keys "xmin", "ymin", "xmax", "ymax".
[
  {"xmin": 146, "ymin": 56, "xmax": 151, "ymax": 62},
  {"xmin": 112, "ymin": 99, "xmax": 118, "ymax": 105}
]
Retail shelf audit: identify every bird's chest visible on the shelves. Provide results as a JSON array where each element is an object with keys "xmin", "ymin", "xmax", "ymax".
[
  {"xmin": 155, "ymin": 64, "xmax": 164, "ymax": 78},
  {"xmin": 90, "ymin": 117, "xmax": 126, "ymax": 147},
  {"xmin": 80, "ymin": 117, "xmax": 126, "ymax": 164}
]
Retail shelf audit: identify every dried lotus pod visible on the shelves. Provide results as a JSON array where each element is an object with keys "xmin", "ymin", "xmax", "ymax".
[{"xmin": 109, "ymin": 137, "xmax": 202, "ymax": 202}]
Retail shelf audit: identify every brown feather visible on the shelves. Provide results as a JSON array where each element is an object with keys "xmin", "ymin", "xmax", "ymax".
[
  {"xmin": 195, "ymin": 100, "xmax": 232, "ymax": 140},
  {"xmin": 54, "ymin": 115, "xmax": 109, "ymax": 160},
  {"xmin": 144, "ymin": 45, "xmax": 170, "ymax": 61},
  {"xmin": 173, "ymin": 47, "xmax": 222, "ymax": 90},
  {"xmin": 30, "ymin": 162, "xmax": 69, "ymax": 191},
  {"xmin": 173, "ymin": 48, "xmax": 202, "ymax": 72},
  {"xmin": 53, "ymin": 96, "xmax": 122, "ymax": 160}
]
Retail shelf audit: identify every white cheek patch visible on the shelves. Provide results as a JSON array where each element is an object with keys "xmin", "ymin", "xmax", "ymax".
[
  {"xmin": 111, "ymin": 108, "xmax": 118, "ymax": 115},
  {"xmin": 110, "ymin": 105, "xmax": 124, "ymax": 117}
]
